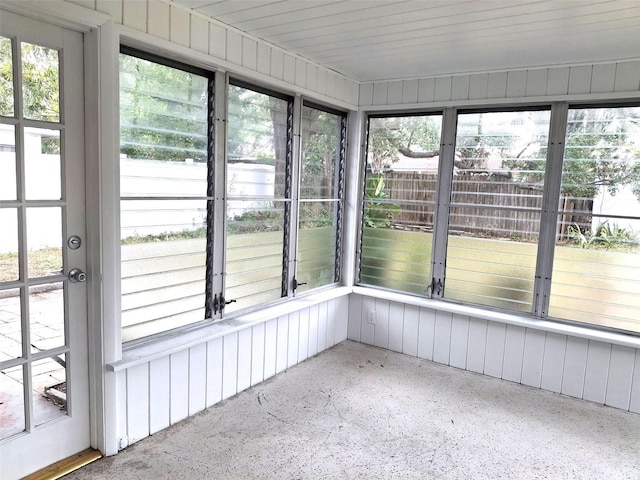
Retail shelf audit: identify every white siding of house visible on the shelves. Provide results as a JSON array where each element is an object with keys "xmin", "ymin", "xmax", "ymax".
[
  {"xmin": 348, "ymin": 294, "xmax": 640, "ymax": 414},
  {"xmin": 114, "ymin": 296, "xmax": 349, "ymax": 448},
  {"xmin": 67, "ymin": 0, "xmax": 359, "ymax": 107},
  {"xmin": 360, "ymin": 61, "xmax": 640, "ymax": 108}
]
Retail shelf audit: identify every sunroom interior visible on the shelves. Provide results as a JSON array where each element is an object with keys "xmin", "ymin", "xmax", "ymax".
[{"xmin": 1, "ymin": 1, "xmax": 640, "ymax": 478}]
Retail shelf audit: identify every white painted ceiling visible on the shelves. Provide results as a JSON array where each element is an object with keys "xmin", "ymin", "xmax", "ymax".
[{"xmin": 171, "ymin": 0, "xmax": 640, "ymax": 82}]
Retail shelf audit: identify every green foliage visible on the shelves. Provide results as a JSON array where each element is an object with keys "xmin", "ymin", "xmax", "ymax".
[
  {"xmin": 227, "ymin": 209, "xmax": 283, "ymax": 234},
  {"xmin": 0, "ymin": 36, "xmax": 14, "ymax": 117},
  {"xmin": 121, "ymin": 227, "xmax": 207, "ymax": 244},
  {"xmin": 363, "ymin": 174, "xmax": 400, "ymax": 228},
  {"xmin": 567, "ymin": 222, "xmax": 638, "ymax": 250},
  {"xmin": 119, "ymin": 54, "xmax": 208, "ymax": 162}
]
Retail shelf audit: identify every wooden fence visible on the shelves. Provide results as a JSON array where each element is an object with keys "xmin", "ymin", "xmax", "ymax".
[{"xmin": 380, "ymin": 172, "xmax": 591, "ymax": 239}]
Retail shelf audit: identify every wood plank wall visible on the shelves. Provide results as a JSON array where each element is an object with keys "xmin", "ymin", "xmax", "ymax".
[
  {"xmin": 64, "ymin": 0, "xmax": 359, "ymax": 107},
  {"xmin": 117, "ymin": 296, "xmax": 349, "ymax": 446},
  {"xmin": 360, "ymin": 61, "xmax": 640, "ymax": 107},
  {"xmin": 347, "ymin": 294, "xmax": 640, "ymax": 414}
]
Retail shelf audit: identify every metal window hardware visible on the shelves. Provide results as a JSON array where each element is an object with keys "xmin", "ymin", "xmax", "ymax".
[
  {"xmin": 213, "ymin": 293, "xmax": 236, "ymax": 315},
  {"xmin": 426, "ymin": 278, "xmax": 443, "ymax": 297},
  {"xmin": 67, "ymin": 235, "xmax": 82, "ymax": 250},
  {"xmin": 292, "ymin": 278, "xmax": 307, "ymax": 290}
]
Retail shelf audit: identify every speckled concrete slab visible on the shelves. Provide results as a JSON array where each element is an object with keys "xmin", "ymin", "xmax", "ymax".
[{"xmin": 64, "ymin": 341, "xmax": 640, "ymax": 479}]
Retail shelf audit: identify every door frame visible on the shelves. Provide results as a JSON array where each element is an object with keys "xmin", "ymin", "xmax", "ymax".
[{"xmin": 1, "ymin": 0, "xmax": 117, "ymax": 459}]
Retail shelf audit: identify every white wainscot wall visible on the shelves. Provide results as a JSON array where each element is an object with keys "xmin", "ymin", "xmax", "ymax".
[
  {"xmin": 115, "ymin": 295, "xmax": 349, "ymax": 447},
  {"xmin": 347, "ymin": 294, "xmax": 640, "ymax": 414}
]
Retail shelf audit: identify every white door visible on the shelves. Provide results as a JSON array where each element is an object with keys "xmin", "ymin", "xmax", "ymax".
[{"xmin": 0, "ymin": 11, "xmax": 90, "ymax": 479}]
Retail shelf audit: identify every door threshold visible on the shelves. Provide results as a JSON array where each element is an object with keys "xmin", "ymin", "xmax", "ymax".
[{"xmin": 23, "ymin": 449, "xmax": 102, "ymax": 480}]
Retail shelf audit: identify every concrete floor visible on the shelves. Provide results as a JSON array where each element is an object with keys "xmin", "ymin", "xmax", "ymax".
[{"xmin": 65, "ymin": 341, "xmax": 640, "ymax": 479}]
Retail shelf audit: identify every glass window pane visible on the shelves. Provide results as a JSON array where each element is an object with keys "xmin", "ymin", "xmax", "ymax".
[
  {"xmin": 21, "ymin": 42, "xmax": 59, "ymax": 122},
  {"xmin": 226, "ymin": 202, "xmax": 286, "ymax": 313},
  {"xmin": 227, "ymin": 85, "xmax": 289, "ymax": 199},
  {"xmin": 121, "ymin": 199, "xmax": 207, "ymax": 342},
  {"xmin": 29, "ymin": 282, "xmax": 64, "ymax": 352},
  {"xmin": 550, "ymin": 107, "xmax": 640, "ymax": 333},
  {"xmin": 0, "ymin": 288, "xmax": 22, "ymax": 361},
  {"xmin": 360, "ymin": 115, "xmax": 441, "ymax": 293},
  {"xmin": 0, "ymin": 208, "xmax": 19, "ymax": 282},
  {"xmin": 25, "ymin": 127, "xmax": 61, "ymax": 200},
  {"xmin": 119, "ymin": 53, "xmax": 208, "ymax": 197},
  {"xmin": 0, "ymin": 36, "xmax": 14, "ymax": 117},
  {"xmin": 0, "ymin": 124, "xmax": 17, "ymax": 200},
  {"xmin": 297, "ymin": 200, "xmax": 338, "ymax": 292},
  {"xmin": 32, "ymin": 354, "xmax": 67, "ymax": 426},
  {"xmin": 444, "ymin": 110, "xmax": 550, "ymax": 312},
  {"xmin": 27, "ymin": 207, "xmax": 62, "ymax": 279},
  {"xmin": 1, "ymin": 365, "xmax": 25, "ymax": 439},
  {"xmin": 300, "ymin": 106, "xmax": 341, "ymax": 200}
]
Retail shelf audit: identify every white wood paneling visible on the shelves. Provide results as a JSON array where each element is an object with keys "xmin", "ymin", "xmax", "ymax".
[
  {"xmin": 402, "ymin": 304, "xmax": 419, "ymax": 357},
  {"xmin": 190, "ymin": 13, "xmax": 209, "ymax": 53},
  {"xmin": 605, "ymin": 345, "xmax": 635, "ymax": 410},
  {"xmin": 122, "ymin": 0, "xmax": 147, "ymax": 32},
  {"xmin": 270, "ymin": 50, "xmax": 284, "ymax": 80},
  {"xmin": 287, "ymin": 311, "xmax": 300, "ymax": 368},
  {"xmin": 466, "ymin": 317, "xmax": 487, "ymax": 374},
  {"xmin": 317, "ymin": 301, "xmax": 328, "ymax": 352},
  {"xmin": 374, "ymin": 298, "xmax": 390, "ymax": 349},
  {"xmin": 360, "ymin": 296, "xmax": 376, "ymax": 345},
  {"xmin": 205, "ymin": 337, "xmax": 223, "ymax": 407},
  {"xmin": 387, "ymin": 81, "xmax": 403, "ymax": 105},
  {"xmin": 334, "ymin": 296, "xmax": 349, "ymax": 345},
  {"xmin": 525, "ymin": 69, "xmax": 548, "ymax": 97},
  {"xmin": 222, "ymin": 332, "xmax": 238, "ymax": 400},
  {"xmin": 306, "ymin": 64, "xmax": 318, "ymax": 91},
  {"xmin": 402, "ymin": 79, "xmax": 419, "ymax": 104},
  {"xmin": 251, "ymin": 323, "xmax": 265, "ymax": 386},
  {"xmin": 147, "ymin": 0, "xmax": 170, "ymax": 40},
  {"xmin": 316, "ymin": 68, "xmax": 327, "ymax": 95},
  {"xmin": 417, "ymin": 78, "xmax": 435, "ymax": 103},
  {"xmin": 347, "ymin": 294, "xmax": 363, "ymax": 341},
  {"xmin": 487, "ymin": 72, "xmax": 508, "ymax": 99},
  {"xmin": 561, "ymin": 336, "xmax": 588, "ymax": 399},
  {"xmin": 583, "ymin": 340, "xmax": 612, "ymax": 404},
  {"xmin": 372, "ymin": 82, "xmax": 388, "ymax": 105},
  {"xmin": 506, "ymin": 70, "xmax": 527, "ymax": 98},
  {"xmin": 450, "ymin": 75, "xmax": 470, "ymax": 101},
  {"xmin": 242, "ymin": 37, "xmax": 258, "ymax": 71},
  {"xmin": 484, "ymin": 322, "xmax": 506, "ymax": 378},
  {"xmin": 388, "ymin": 302, "xmax": 404, "ymax": 353},
  {"xmin": 614, "ymin": 61, "xmax": 640, "ymax": 93},
  {"xmin": 631, "ymin": 349, "xmax": 640, "ymax": 413},
  {"xmin": 417, "ymin": 307, "xmax": 435, "ymax": 361},
  {"xmin": 546, "ymin": 67, "xmax": 569, "ymax": 95},
  {"xmin": 449, "ymin": 314, "xmax": 469, "ymax": 369},
  {"xmin": 434, "ymin": 77, "xmax": 452, "ymax": 102},
  {"xmin": 540, "ymin": 332, "xmax": 567, "ymax": 393},
  {"xmin": 433, "ymin": 310, "xmax": 452, "ymax": 364},
  {"xmin": 298, "ymin": 307, "xmax": 310, "ymax": 362},
  {"xmin": 169, "ymin": 349, "xmax": 189, "ymax": 423},
  {"xmin": 188, "ymin": 343, "xmax": 207, "ymax": 415},
  {"xmin": 469, "ymin": 73, "xmax": 488, "ymax": 100},
  {"xmin": 237, "ymin": 328, "xmax": 252, "ymax": 392},
  {"xmin": 295, "ymin": 58, "xmax": 307, "ymax": 88},
  {"xmin": 257, "ymin": 44, "xmax": 271, "ymax": 75},
  {"xmin": 283, "ymin": 54, "xmax": 296, "ymax": 84},
  {"xmin": 263, "ymin": 319, "xmax": 278, "ymax": 380},
  {"xmin": 568, "ymin": 66, "xmax": 592, "ymax": 95},
  {"xmin": 149, "ymin": 356, "xmax": 170, "ymax": 434},
  {"xmin": 226, "ymin": 30, "xmax": 243, "ymax": 65},
  {"xmin": 521, "ymin": 329, "xmax": 545, "ymax": 388},
  {"xmin": 126, "ymin": 363, "xmax": 149, "ymax": 443},
  {"xmin": 308, "ymin": 304, "xmax": 319, "ymax": 358},
  {"xmin": 590, "ymin": 64, "xmax": 617, "ymax": 93},
  {"xmin": 502, "ymin": 324, "xmax": 525, "ymax": 383},
  {"xmin": 276, "ymin": 315, "xmax": 289, "ymax": 373},
  {"xmin": 209, "ymin": 22, "xmax": 226, "ymax": 59},
  {"xmin": 169, "ymin": 5, "xmax": 190, "ymax": 47},
  {"xmin": 96, "ymin": 0, "xmax": 123, "ymax": 24},
  {"xmin": 326, "ymin": 299, "xmax": 338, "ymax": 348},
  {"xmin": 116, "ymin": 371, "xmax": 127, "ymax": 448}
]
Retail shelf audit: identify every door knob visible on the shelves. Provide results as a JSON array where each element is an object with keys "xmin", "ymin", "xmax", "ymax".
[{"xmin": 68, "ymin": 268, "xmax": 87, "ymax": 283}]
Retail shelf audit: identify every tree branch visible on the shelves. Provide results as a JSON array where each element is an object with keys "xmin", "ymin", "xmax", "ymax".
[{"xmin": 398, "ymin": 147, "xmax": 439, "ymax": 158}]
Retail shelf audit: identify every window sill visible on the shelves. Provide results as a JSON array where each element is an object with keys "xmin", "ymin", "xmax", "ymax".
[
  {"xmin": 352, "ymin": 286, "xmax": 640, "ymax": 349},
  {"xmin": 108, "ymin": 286, "xmax": 353, "ymax": 372}
]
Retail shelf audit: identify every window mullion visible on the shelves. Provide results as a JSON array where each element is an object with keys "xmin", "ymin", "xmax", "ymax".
[
  {"xmin": 533, "ymin": 102, "xmax": 568, "ymax": 317},
  {"xmin": 211, "ymin": 70, "xmax": 227, "ymax": 317},
  {"xmin": 430, "ymin": 107, "xmax": 457, "ymax": 298},
  {"xmin": 288, "ymin": 95, "xmax": 302, "ymax": 297}
]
